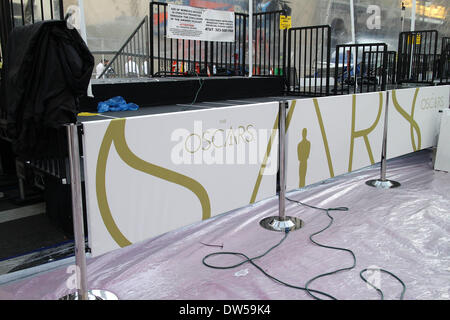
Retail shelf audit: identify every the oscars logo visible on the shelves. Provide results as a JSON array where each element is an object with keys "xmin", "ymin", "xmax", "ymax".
[{"xmin": 298, "ymin": 128, "xmax": 311, "ymax": 188}]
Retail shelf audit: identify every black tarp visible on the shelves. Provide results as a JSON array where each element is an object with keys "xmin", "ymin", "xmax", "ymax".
[{"xmin": 3, "ymin": 20, "xmax": 93, "ymax": 159}]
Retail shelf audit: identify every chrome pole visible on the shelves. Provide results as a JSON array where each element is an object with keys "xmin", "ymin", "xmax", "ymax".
[
  {"xmin": 65, "ymin": 123, "xmax": 89, "ymax": 300},
  {"xmin": 260, "ymin": 101, "xmax": 303, "ymax": 232},
  {"xmin": 60, "ymin": 124, "xmax": 118, "ymax": 300},
  {"xmin": 278, "ymin": 100, "xmax": 286, "ymax": 220},
  {"xmin": 366, "ymin": 91, "xmax": 401, "ymax": 189},
  {"xmin": 409, "ymin": 0, "xmax": 416, "ymax": 80},
  {"xmin": 380, "ymin": 91, "xmax": 389, "ymax": 181}
]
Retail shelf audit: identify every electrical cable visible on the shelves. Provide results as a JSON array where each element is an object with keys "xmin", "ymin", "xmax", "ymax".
[
  {"xmin": 191, "ymin": 72, "xmax": 204, "ymax": 106},
  {"xmin": 286, "ymin": 196, "xmax": 406, "ymax": 300},
  {"xmin": 202, "ymin": 197, "xmax": 407, "ymax": 300},
  {"xmin": 360, "ymin": 268, "xmax": 406, "ymax": 300},
  {"xmin": 202, "ymin": 229, "xmax": 337, "ymax": 300},
  {"xmin": 286, "ymin": 197, "xmax": 354, "ymax": 300}
]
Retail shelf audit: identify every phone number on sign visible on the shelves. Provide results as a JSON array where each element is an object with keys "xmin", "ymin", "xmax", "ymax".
[{"xmin": 205, "ymin": 27, "xmax": 234, "ymax": 32}]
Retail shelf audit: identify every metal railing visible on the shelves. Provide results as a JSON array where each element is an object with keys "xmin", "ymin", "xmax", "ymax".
[
  {"xmin": 440, "ymin": 37, "xmax": 449, "ymax": 84},
  {"xmin": 1, "ymin": 0, "xmax": 65, "ymax": 125},
  {"xmin": 252, "ymin": 10, "xmax": 285, "ymax": 77},
  {"xmin": 8, "ymin": 0, "xmax": 64, "ymax": 27},
  {"xmin": 386, "ymin": 51, "xmax": 396, "ymax": 85},
  {"xmin": 149, "ymin": 1, "xmax": 248, "ymax": 77},
  {"xmin": 26, "ymin": 126, "xmax": 70, "ymax": 183},
  {"xmin": 0, "ymin": 0, "xmax": 75, "ymax": 188},
  {"xmin": 286, "ymin": 25, "xmax": 331, "ymax": 96},
  {"xmin": 98, "ymin": 16, "xmax": 150, "ymax": 79},
  {"xmin": 333, "ymin": 43, "xmax": 387, "ymax": 95},
  {"xmin": 396, "ymin": 30, "xmax": 438, "ymax": 85}
]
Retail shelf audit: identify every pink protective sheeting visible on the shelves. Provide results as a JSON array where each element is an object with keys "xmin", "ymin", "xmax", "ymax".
[{"xmin": 0, "ymin": 150, "xmax": 449, "ymax": 300}]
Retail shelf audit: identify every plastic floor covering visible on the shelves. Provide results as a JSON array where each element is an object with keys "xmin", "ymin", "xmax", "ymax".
[{"xmin": 0, "ymin": 150, "xmax": 449, "ymax": 300}]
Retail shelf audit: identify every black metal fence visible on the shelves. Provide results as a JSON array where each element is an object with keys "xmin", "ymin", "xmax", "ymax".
[
  {"xmin": 8, "ymin": 0, "xmax": 64, "ymax": 27},
  {"xmin": 286, "ymin": 25, "xmax": 331, "ymax": 96},
  {"xmin": 386, "ymin": 51, "xmax": 396, "ymax": 85},
  {"xmin": 1, "ymin": 0, "xmax": 65, "ymax": 120},
  {"xmin": 333, "ymin": 43, "xmax": 387, "ymax": 95},
  {"xmin": 98, "ymin": 16, "xmax": 149, "ymax": 79},
  {"xmin": 252, "ymin": 10, "xmax": 285, "ymax": 77},
  {"xmin": 440, "ymin": 37, "xmax": 449, "ymax": 84},
  {"xmin": 396, "ymin": 30, "xmax": 438, "ymax": 84},
  {"xmin": 26, "ymin": 126, "xmax": 70, "ymax": 182},
  {"xmin": 149, "ymin": 1, "xmax": 248, "ymax": 77}
]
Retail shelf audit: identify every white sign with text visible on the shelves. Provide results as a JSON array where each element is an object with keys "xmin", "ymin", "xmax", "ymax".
[{"xmin": 167, "ymin": 4, "xmax": 235, "ymax": 42}]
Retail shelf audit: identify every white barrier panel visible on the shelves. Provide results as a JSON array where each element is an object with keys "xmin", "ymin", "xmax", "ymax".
[
  {"xmin": 387, "ymin": 86, "xmax": 450, "ymax": 159},
  {"xmin": 286, "ymin": 91, "xmax": 386, "ymax": 191},
  {"xmin": 82, "ymin": 103, "xmax": 279, "ymax": 256},
  {"xmin": 435, "ymin": 109, "xmax": 450, "ymax": 172}
]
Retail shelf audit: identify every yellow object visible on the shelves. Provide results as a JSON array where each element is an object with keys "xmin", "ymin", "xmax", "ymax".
[
  {"xmin": 280, "ymin": 15, "xmax": 292, "ymax": 30},
  {"xmin": 402, "ymin": 0, "xmax": 446, "ymax": 20},
  {"xmin": 78, "ymin": 112, "xmax": 100, "ymax": 117},
  {"xmin": 407, "ymin": 34, "xmax": 421, "ymax": 45}
]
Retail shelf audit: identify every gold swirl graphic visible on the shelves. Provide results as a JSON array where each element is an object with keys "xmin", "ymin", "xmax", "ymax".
[
  {"xmin": 96, "ymin": 119, "xmax": 211, "ymax": 248},
  {"xmin": 250, "ymin": 101, "xmax": 297, "ymax": 204},
  {"xmin": 348, "ymin": 92, "xmax": 383, "ymax": 172},
  {"xmin": 313, "ymin": 99, "xmax": 335, "ymax": 178},
  {"xmin": 392, "ymin": 89, "xmax": 422, "ymax": 151}
]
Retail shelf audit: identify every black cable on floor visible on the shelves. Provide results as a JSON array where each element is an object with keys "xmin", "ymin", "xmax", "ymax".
[
  {"xmin": 191, "ymin": 72, "xmax": 204, "ymax": 106},
  {"xmin": 360, "ymin": 268, "xmax": 406, "ymax": 300},
  {"xmin": 286, "ymin": 196, "xmax": 406, "ymax": 300},
  {"xmin": 201, "ymin": 197, "xmax": 406, "ymax": 300},
  {"xmin": 286, "ymin": 197, "xmax": 354, "ymax": 300},
  {"xmin": 202, "ymin": 229, "xmax": 337, "ymax": 300}
]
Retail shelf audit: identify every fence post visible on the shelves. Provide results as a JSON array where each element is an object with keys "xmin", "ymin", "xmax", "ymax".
[
  {"xmin": 286, "ymin": 28, "xmax": 291, "ymax": 92},
  {"xmin": 59, "ymin": 0, "xmax": 65, "ymax": 20},
  {"xmin": 149, "ymin": 2, "xmax": 154, "ymax": 77},
  {"xmin": 326, "ymin": 26, "xmax": 331, "ymax": 96},
  {"xmin": 0, "ymin": 0, "xmax": 13, "ymax": 48},
  {"xmin": 282, "ymin": 28, "xmax": 287, "ymax": 84},
  {"xmin": 248, "ymin": 1, "xmax": 252, "ymax": 77},
  {"xmin": 145, "ymin": 15, "xmax": 150, "ymax": 77},
  {"xmin": 243, "ymin": 14, "xmax": 247, "ymax": 76},
  {"xmin": 381, "ymin": 44, "xmax": 388, "ymax": 91},
  {"xmin": 334, "ymin": 46, "xmax": 339, "ymax": 95}
]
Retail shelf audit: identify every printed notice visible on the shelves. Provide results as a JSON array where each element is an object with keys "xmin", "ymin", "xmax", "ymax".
[
  {"xmin": 280, "ymin": 15, "xmax": 292, "ymax": 30},
  {"xmin": 167, "ymin": 4, "xmax": 235, "ymax": 42}
]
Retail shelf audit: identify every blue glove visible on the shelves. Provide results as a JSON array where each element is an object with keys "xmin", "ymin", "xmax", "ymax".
[{"xmin": 97, "ymin": 96, "xmax": 139, "ymax": 113}]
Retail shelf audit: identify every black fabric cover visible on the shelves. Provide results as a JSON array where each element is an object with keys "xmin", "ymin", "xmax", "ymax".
[{"xmin": 3, "ymin": 21, "xmax": 93, "ymax": 158}]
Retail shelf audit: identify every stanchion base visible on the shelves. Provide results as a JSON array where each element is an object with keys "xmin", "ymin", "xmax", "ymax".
[
  {"xmin": 260, "ymin": 216, "xmax": 304, "ymax": 232},
  {"xmin": 60, "ymin": 290, "xmax": 119, "ymax": 300},
  {"xmin": 365, "ymin": 179, "xmax": 401, "ymax": 189}
]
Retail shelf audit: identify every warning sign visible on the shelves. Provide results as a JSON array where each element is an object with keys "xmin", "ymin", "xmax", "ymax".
[
  {"xmin": 167, "ymin": 4, "xmax": 235, "ymax": 42},
  {"xmin": 280, "ymin": 15, "xmax": 292, "ymax": 30},
  {"xmin": 407, "ymin": 34, "xmax": 421, "ymax": 45}
]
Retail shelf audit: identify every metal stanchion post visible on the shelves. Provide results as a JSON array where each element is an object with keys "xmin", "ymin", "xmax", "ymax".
[
  {"xmin": 60, "ymin": 123, "xmax": 118, "ymax": 300},
  {"xmin": 366, "ymin": 91, "xmax": 401, "ymax": 189},
  {"xmin": 260, "ymin": 101, "xmax": 304, "ymax": 232}
]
